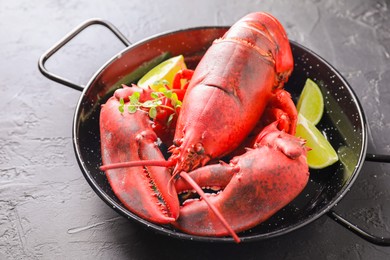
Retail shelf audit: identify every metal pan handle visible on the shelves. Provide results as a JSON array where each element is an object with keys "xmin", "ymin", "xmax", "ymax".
[
  {"xmin": 365, "ymin": 153, "xmax": 390, "ymax": 163},
  {"xmin": 38, "ymin": 18, "xmax": 131, "ymax": 91},
  {"xmin": 328, "ymin": 152, "xmax": 390, "ymax": 246}
]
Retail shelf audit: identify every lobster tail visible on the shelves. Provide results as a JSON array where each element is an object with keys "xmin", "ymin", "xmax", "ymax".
[{"xmin": 223, "ymin": 12, "xmax": 293, "ymax": 88}]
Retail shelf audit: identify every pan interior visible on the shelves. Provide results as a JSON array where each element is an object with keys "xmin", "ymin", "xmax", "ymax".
[{"xmin": 73, "ymin": 27, "xmax": 366, "ymax": 242}]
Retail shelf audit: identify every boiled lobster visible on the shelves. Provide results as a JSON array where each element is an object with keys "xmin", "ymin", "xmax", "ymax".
[{"xmin": 99, "ymin": 12, "xmax": 309, "ymax": 243}]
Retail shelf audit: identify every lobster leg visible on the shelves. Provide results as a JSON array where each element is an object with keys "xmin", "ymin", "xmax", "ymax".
[
  {"xmin": 172, "ymin": 122, "xmax": 309, "ymax": 237},
  {"xmin": 174, "ymin": 163, "xmax": 238, "ymax": 193},
  {"xmin": 262, "ymin": 88, "xmax": 298, "ymax": 135},
  {"xmin": 100, "ymin": 90, "xmax": 180, "ymax": 224}
]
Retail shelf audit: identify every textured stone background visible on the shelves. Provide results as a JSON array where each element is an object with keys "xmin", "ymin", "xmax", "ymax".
[{"xmin": 0, "ymin": 0, "xmax": 389, "ymax": 259}]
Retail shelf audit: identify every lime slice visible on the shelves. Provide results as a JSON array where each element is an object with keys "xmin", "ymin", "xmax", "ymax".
[
  {"xmin": 137, "ymin": 55, "xmax": 187, "ymax": 91},
  {"xmin": 297, "ymin": 78, "xmax": 324, "ymax": 125},
  {"xmin": 296, "ymin": 114, "xmax": 338, "ymax": 169}
]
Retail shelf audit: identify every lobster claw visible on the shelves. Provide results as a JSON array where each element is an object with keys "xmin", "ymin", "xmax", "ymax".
[
  {"xmin": 100, "ymin": 93, "xmax": 180, "ymax": 224},
  {"xmin": 173, "ymin": 122, "xmax": 309, "ymax": 236}
]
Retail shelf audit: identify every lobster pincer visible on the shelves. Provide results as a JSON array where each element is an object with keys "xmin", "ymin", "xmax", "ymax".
[
  {"xmin": 173, "ymin": 122, "xmax": 309, "ymax": 237},
  {"xmin": 100, "ymin": 86, "xmax": 180, "ymax": 224}
]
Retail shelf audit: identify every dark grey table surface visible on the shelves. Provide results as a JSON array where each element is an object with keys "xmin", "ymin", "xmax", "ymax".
[{"xmin": 1, "ymin": 0, "xmax": 390, "ymax": 259}]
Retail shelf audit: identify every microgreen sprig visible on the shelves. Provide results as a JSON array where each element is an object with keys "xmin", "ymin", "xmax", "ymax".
[{"xmin": 118, "ymin": 87, "xmax": 182, "ymax": 121}]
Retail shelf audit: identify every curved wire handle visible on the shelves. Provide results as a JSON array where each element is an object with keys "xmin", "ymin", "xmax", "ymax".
[
  {"xmin": 328, "ymin": 153, "xmax": 390, "ymax": 246},
  {"xmin": 38, "ymin": 18, "xmax": 131, "ymax": 91}
]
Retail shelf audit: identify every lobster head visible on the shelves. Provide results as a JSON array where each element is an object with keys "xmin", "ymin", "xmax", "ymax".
[{"xmin": 170, "ymin": 138, "xmax": 211, "ymax": 174}]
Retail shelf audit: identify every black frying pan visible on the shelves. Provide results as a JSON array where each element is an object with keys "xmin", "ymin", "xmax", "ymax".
[{"xmin": 39, "ymin": 19, "xmax": 390, "ymax": 245}]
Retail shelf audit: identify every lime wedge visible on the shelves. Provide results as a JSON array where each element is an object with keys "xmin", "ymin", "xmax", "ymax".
[
  {"xmin": 296, "ymin": 114, "xmax": 338, "ymax": 169},
  {"xmin": 297, "ymin": 78, "xmax": 324, "ymax": 125},
  {"xmin": 137, "ymin": 55, "xmax": 187, "ymax": 91}
]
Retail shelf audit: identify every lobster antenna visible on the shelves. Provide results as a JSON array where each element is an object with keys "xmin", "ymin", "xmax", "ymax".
[
  {"xmin": 100, "ymin": 160, "xmax": 174, "ymax": 171},
  {"xmin": 179, "ymin": 171, "xmax": 240, "ymax": 243}
]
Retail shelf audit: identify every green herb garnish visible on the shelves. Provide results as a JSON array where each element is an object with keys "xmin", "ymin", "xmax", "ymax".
[
  {"xmin": 118, "ymin": 98, "xmax": 125, "ymax": 113},
  {"xmin": 118, "ymin": 87, "xmax": 182, "ymax": 120}
]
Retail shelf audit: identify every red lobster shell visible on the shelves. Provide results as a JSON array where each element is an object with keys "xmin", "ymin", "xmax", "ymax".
[{"xmin": 100, "ymin": 12, "xmax": 309, "ymax": 243}]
